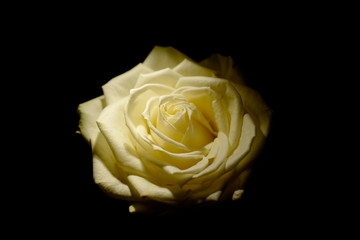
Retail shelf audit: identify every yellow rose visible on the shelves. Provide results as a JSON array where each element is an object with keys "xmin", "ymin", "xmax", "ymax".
[{"xmin": 78, "ymin": 46, "xmax": 271, "ymax": 213}]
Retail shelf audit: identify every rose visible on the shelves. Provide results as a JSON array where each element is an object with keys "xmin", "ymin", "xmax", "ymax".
[{"xmin": 78, "ymin": 46, "xmax": 271, "ymax": 213}]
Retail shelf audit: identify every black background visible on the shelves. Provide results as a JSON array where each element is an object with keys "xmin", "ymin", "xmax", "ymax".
[{"xmin": 6, "ymin": 4, "xmax": 338, "ymax": 236}]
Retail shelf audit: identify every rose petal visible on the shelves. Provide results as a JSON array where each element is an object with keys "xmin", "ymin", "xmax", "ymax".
[
  {"xmin": 225, "ymin": 113, "xmax": 256, "ymax": 170},
  {"xmin": 127, "ymin": 175, "xmax": 183, "ymax": 203},
  {"xmin": 92, "ymin": 133, "xmax": 133, "ymax": 199},
  {"xmin": 143, "ymin": 95, "xmax": 192, "ymax": 152},
  {"xmin": 126, "ymin": 84, "xmax": 174, "ymax": 131},
  {"xmin": 173, "ymin": 86, "xmax": 219, "ymax": 132},
  {"xmin": 180, "ymin": 107, "xmax": 216, "ymax": 150},
  {"xmin": 200, "ymin": 54, "xmax": 245, "ymax": 84},
  {"xmin": 185, "ymin": 166, "xmax": 234, "ymax": 201},
  {"xmin": 135, "ymin": 68, "xmax": 182, "ymax": 89},
  {"xmin": 137, "ymin": 141, "xmax": 204, "ymax": 170},
  {"xmin": 232, "ymin": 83, "xmax": 272, "ymax": 137},
  {"xmin": 78, "ymin": 95, "xmax": 106, "ymax": 144},
  {"xmin": 192, "ymin": 131, "xmax": 229, "ymax": 178},
  {"xmin": 163, "ymin": 154, "xmax": 210, "ymax": 176},
  {"xmin": 176, "ymin": 77, "xmax": 245, "ymax": 150},
  {"xmin": 143, "ymin": 46, "xmax": 191, "ymax": 71},
  {"xmin": 102, "ymin": 63, "xmax": 152, "ymax": 105},
  {"xmin": 125, "ymin": 83, "xmax": 175, "ymax": 151},
  {"xmin": 173, "ymin": 58, "xmax": 216, "ymax": 77},
  {"xmin": 96, "ymin": 97, "xmax": 148, "ymax": 176}
]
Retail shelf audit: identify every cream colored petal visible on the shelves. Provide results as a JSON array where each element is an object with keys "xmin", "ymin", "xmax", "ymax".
[
  {"xmin": 102, "ymin": 63, "xmax": 153, "ymax": 105},
  {"xmin": 141, "ymin": 143, "xmax": 204, "ymax": 170},
  {"xmin": 200, "ymin": 54, "xmax": 245, "ymax": 84},
  {"xmin": 192, "ymin": 132, "xmax": 229, "ymax": 178},
  {"xmin": 156, "ymin": 97, "xmax": 189, "ymax": 142},
  {"xmin": 176, "ymin": 76, "xmax": 227, "ymax": 93},
  {"xmin": 173, "ymin": 86, "xmax": 219, "ymax": 132},
  {"xmin": 96, "ymin": 97, "xmax": 147, "ymax": 176},
  {"xmin": 127, "ymin": 175, "xmax": 183, "ymax": 203},
  {"xmin": 143, "ymin": 46, "xmax": 191, "ymax": 71},
  {"xmin": 232, "ymin": 83, "xmax": 272, "ymax": 137},
  {"xmin": 225, "ymin": 113, "xmax": 256, "ymax": 170},
  {"xmin": 185, "ymin": 167, "xmax": 233, "ymax": 201},
  {"xmin": 135, "ymin": 68, "xmax": 182, "ymax": 88},
  {"xmin": 126, "ymin": 83, "xmax": 174, "ymax": 131},
  {"xmin": 93, "ymin": 144, "xmax": 133, "ymax": 199},
  {"xmin": 175, "ymin": 78, "xmax": 244, "ymax": 150},
  {"xmin": 78, "ymin": 95, "xmax": 106, "ymax": 144},
  {"xmin": 142, "ymin": 95, "xmax": 190, "ymax": 152},
  {"xmin": 180, "ymin": 108, "xmax": 216, "ymax": 150},
  {"xmin": 163, "ymin": 155, "xmax": 210, "ymax": 176},
  {"xmin": 173, "ymin": 59, "xmax": 216, "ymax": 77}
]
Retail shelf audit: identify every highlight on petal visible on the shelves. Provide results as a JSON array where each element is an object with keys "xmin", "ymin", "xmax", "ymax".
[
  {"xmin": 102, "ymin": 63, "xmax": 153, "ymax": 105},
  {"xmin": 173, "ymin": 59, "xmax": 216, "ymax": 77},
  {"xmin": 143, "ymin": 46, "xmax": 191, "ymax": 71},
  {"xmin": 78, "ymin": 95, "xmax": 106, "ymax": 144}
]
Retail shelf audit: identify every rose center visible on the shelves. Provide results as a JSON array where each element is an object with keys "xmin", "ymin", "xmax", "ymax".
[{"xmin": 154, "ymin": 95, "xmax": 217, "ymax": 151}]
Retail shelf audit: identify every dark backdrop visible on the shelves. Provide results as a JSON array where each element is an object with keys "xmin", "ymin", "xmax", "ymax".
[{"xmin": 11, "ymin": 8, "xmax": 324, "ymax": 234}]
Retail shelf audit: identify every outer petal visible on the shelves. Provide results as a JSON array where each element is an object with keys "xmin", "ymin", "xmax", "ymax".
[
  {"xmin": 173, "ymin": 59, "xmax": 216, "ymax": 77},
  {"xmin": 225, "ymin": 113, "xmax": 256, "ymax": 170},
  {"xmin": 78, "ymin": 96, "xmax": 134, "ymax": 200},
  {"xmin": 220, "ymin": 127, "xmax": 267, "ymax": 201},
  {"xmin": 143, "ymin": 46, "xmax": 191, "ymax": 70},
  {"xmin": 200, "ymin": 54, "xmax": 245, "ymax": 84},
  {"xmin": 96, "ymin": 97, "xmax": 147, "ymax": 178},
  {"xmin": 232, "ymin": 83, "xmax": 272, "ymax": 137},
  {"xmin": 127, "ymin": 175, "xmax": 184, "ymax": 204},
  {"xmin": 78, "ymin": 95, "xmax": 106, "ymax": 144},
  {"xmin": 92, "ymin": 133, "xmax": 133, "ymax": 199},
  {"xmin": 102, "ymin": 63, "xmax": 153, "ymax": 105}
]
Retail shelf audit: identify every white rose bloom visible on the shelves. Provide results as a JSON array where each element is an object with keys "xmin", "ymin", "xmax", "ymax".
[{"xmin": 78, "ymin": 46, "xmax": 272, "ymax": 213}]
